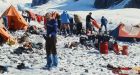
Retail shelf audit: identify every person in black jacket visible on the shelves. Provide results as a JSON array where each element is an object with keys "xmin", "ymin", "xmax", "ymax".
[{"xmin": 86, "ymin": 12, "xmax": 95, "ymax": 34}]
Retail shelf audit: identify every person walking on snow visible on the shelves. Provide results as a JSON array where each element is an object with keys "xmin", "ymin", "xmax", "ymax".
[
  {"xmin": 60, "ymin": 11, "xmax": 70, "ymax": 36},
  {"xmin": 86, "ymin": 12, "xmax": 95, "ymax": 34},
  {"xmin": 101, "ymin": 16, "xmax": 108, "ymax": 33},
  {"xmin": 44, "ymin": 13, "xmax": 58, "ymax": 70}
]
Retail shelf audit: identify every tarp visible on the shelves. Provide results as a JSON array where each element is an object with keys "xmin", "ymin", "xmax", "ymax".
[
  {"xmin": 92, "ymin": 20, "xmax": 101, "ymax": 29},
  {"xmin": 36, "ymin": 15, "xmax": 43, "ymax": 23}
]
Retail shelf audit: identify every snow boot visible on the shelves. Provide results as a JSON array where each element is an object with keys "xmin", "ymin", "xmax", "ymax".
[
  {"xmin": 46, "ymin": 54, "xmax": 53, "ymax": 70},
  {"xmin": 52, "ymin": 54, "xmax": 58, "ymax": 67}
]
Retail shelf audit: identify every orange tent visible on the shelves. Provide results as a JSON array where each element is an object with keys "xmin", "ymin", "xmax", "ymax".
[
  {"xmin": 0, "ymin": 19, "xmax": 10, "ymax": 42},
  {"xmin": 1, "ymin": 5, "xmax": 28, "ymax": 30},
  {"xmin": 110, "ymin": 23, "xmax": 140, "ymax": 41}
]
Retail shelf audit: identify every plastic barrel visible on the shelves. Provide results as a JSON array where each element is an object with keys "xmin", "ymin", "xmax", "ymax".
[
  {"xmin": 122, "ymin": 45, "xmax": 128, "ymax": 55},
  {"xmin": 100, "ymin": 42, "xmax": 108, "ymax": 54},
  {"xmin": 113, "ymin": 43, "xmax": 119, "ymax": 55}
]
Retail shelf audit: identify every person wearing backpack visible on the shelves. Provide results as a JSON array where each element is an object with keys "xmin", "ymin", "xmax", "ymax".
[
  {"xmin": 60, "ymin": 11, "xmax": 70, "ymax": 36},
  {"xmin": 101, "ymin": 16, "xmax": 108, "ymax": 33}
]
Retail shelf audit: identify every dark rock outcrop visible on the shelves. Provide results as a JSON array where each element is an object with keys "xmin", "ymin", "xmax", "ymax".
[
  {"xmin": 94, "ymin": 0, "xmax": 123, "ymax": 9},
  {"xmin": 31, "ymin": 0, "xmax": 49, "ymax": 7},
  {"xmin": 125, "ymin": 0, "xmax": 140, "ymax": 8},
  {"xmin": 94, "ymin": 0, "xmax": 140, "ymax": 9}
]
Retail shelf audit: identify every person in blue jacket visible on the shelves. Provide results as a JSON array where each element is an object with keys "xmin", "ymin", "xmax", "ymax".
[
  {"xmin": 44, "ymin": 13, "xmax": 58, "ymax": 70},
  {"xmin": 101, "ymin": 16, "xmax": 108, "ymax": 33},
  {"xmin": 60, "ymin": 11, "xmax": 70, "ymax": 36}
]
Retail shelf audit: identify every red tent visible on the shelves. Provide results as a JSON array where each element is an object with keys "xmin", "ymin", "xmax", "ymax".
[{"xmin": 110, "ymin": 23, "xmax": 140, "ymax": 42}]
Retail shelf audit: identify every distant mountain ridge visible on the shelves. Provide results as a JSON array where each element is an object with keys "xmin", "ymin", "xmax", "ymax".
[
  {"xmin": 94, "ymin": 0, "xmax": 140, "ymax": 9},
  {"xmin": 31, "ymin": 0, "xmax": 140, "ymax": 9},
  {"xmin": 31, "ymin": 0, "xmax": 49, "ymax": 6}
]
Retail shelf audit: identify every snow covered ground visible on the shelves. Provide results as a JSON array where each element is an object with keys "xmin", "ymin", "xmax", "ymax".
[{"xmin": 0, "ymin": 0, "xmax": 140, "ymax": 75}]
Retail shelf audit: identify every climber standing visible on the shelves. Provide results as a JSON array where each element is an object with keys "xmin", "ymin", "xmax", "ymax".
[
  {"xmin": 44, "ymin": 13, "xmax": 58, "ymax": 70},
  {"xmin": 86, "ymin": 12, "xmax": 95, "ymax": 34},
  {"xmin": 101, "ymin": 16, "xmax": 108, "ymax": 33}
]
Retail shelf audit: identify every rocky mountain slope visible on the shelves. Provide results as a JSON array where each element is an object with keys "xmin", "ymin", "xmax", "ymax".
[{"xmin": 94, "ymin": 0, "xmax": 140, "ymax": 9}]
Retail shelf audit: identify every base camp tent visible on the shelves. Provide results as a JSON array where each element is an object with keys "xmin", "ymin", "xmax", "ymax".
[
  {"xmin": 110, "ymin": 23, "xmax": 140, "ymax": 42},
  {"xmin": 0, "ymin": 18, "xmax": 11, "ymax": 42},
  {"xmin": 0, "ymin": 18, "xmax": 16, "ymax": 45},
  {"xmin": 1, "ymin": 5, "xmax": 28, "ymax": 30}
]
